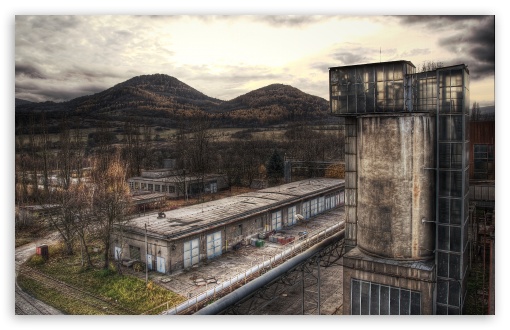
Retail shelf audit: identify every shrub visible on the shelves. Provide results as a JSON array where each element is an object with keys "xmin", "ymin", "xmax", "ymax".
[
  {"xmin": 133, "ymin": 261, "xmax": 145, "ymax": 272},
  {"xmin": 28, "ymin": 254, "xmax": 46, "ymax": 266}
]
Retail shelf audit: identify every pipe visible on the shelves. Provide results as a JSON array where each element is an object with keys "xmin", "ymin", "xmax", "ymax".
[
  {"xmin": 162, "ymin": 223, "xmax": 343, "ymax": 315},
  {"xmin": 192, "ymin": 229, "xmax": 345, "ymax": 315}
]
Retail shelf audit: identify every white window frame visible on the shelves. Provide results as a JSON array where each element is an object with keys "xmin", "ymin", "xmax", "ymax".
[
  {"xmin": 302, "ymin": 200, "xmax": 311, "ymax": 219},
  {"xmin": 287, "ymin": 206, "xmax": 296, "ymax": 226},
  {"xmin": 183, "ymin": 238, "xmax": 200, "ymax": 268},
  {"xmin": 311, "ymin": 198, "xmax": 318, "ymax": 216},
  {"xmin": 271, "ymin": 210, "xmax": 282, "ymax": 231},
  {"xmin": 207, "ymin": 231, "xmax": 222, "ymax": 259}
]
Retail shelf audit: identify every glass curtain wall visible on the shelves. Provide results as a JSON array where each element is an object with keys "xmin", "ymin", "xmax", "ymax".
[
  {"xmin": 330, "ymin": 61, "xmax": 415, "ymax": 115},
  {"xmin": 434, "ymin": 66, "xmax": 470, "ymax": 315}
]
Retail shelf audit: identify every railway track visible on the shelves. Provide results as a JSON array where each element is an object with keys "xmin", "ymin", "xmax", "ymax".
[
  {"xmin": 17, "ymin": 266, "xmax": 137, "ymax": 315},
  {"xmin": 15, "ymin": 287, "xmax": 57, "ymax": 315}
]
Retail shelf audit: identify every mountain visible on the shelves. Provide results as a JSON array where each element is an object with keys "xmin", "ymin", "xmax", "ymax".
[
  {"xmin": 15, "ymin": 74, "xmax": 330, "ymax": 127},
  {"xmin": 15, "ymin": 98, "xmax": 35, "ymax": 106},
  {"xmin": 215, "ymin": 84, "xmax": 329, "ymax": 124}
]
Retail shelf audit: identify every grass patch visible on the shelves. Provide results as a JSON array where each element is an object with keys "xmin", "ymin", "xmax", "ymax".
[{"xmin": 18, "ymin": 241, "xmax": 186, "ymax": 315}]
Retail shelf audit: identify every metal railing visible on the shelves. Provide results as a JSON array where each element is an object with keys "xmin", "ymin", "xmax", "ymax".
[{"xmin": 155, "ymin": 221, "xmax": 344, "ymax": 315}]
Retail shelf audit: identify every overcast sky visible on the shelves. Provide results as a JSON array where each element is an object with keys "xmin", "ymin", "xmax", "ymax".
[{"xmin": 15, "ymin": 14, "xmax": 495, "ymax": 106}]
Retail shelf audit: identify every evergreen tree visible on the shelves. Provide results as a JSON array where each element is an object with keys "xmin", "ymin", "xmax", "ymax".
[{"xmin": 267, "ymin": 149, "xmax": 284, "ymax": 185}]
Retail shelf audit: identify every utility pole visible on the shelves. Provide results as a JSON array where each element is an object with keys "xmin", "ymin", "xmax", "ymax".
[{"xmin": 145, "ymin": 223, "xmax": 148, "ymax": 285}]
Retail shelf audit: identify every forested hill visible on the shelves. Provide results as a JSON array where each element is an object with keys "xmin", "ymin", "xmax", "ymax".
[
  {"xmin": 15, "ymin": 74, "xmax": 331, "ymax": 128},
  {"xmin": 214, "ymin": 84, "xmax": 329, "ymax": 125}
]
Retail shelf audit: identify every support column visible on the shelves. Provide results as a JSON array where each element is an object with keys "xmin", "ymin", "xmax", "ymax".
[{"xmin": 344, "ymin": 117, "xmax": 358, "ymax": 252}]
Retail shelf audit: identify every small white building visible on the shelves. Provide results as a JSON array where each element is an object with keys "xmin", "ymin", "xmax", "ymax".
[{"xmin": 127, "ymin": 169, "xmax": 228, "ymax": 198}]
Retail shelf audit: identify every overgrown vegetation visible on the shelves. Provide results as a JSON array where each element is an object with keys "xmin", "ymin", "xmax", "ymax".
[
  {"xmin": 18, "ymin": 241, "xmax": 186, "ymax": 315},
  {"xmin": 464, "ymin": 258, "xmax": 492, "ymax": 314}
]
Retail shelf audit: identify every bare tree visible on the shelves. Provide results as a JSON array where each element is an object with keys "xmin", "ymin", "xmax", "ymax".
[
  {"xmin": 471, "ymin": 101, "xmax": 481, "ymax": 121},
  {"xmin": 176, "ymin": 115, "xmax": 213, "ymax": 200},
  {"xmin": 91, "ymin": 151, "xmax": 132, "ymax": 270},
  {"xmin": 45, "ymin": 186, "xmax": 79, "ymax": 255},
  {"xmin": 73, "ymin": 183, "xmax": 94, "ymax": 268},
  {"xmin": 420, "ymin": 61, "xmax": 444, "ymax": 72}
]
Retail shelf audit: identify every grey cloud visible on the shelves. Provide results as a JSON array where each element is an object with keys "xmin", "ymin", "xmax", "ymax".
[
  {"xmin": 329, "ymin": 45, "xmax": 390, "ymax": 66},
  {"xmin": 16, "ymin": 79, "xmax": 110, "ymax": 103},
  {"xmin": 401, "ymin": 48, "xmax": 431, "ymax": 57},
  {"xmin": 397, "ymin": 15, "xmax": 482, "ymax": 28},
  {"xmin": 15, "ymin": 63, "xmax": 46, "ymax": 79},
  {"xmin": 438, "ymin": 16, "xmax": 494, "ymax": 79},
  {"xmin": 252, "ymin": 15, "xmax": 332, "ymax": 27},
  {"xmin": 333, "ymin": 51, "xmax": 370, "ymax": 65},
  {"xmin": 309, "ymin": 62, "xmax": 331, "ymax": 72},
  {"xmin": 19, "ymin": 15, "xmax": 82, "ymax": 31}
]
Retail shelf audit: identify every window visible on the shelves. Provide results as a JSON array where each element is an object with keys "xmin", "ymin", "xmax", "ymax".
[
  {"xmin": 148, "ymin": 184, "xmax": 153, "ymax": 191},
  {"xmin": 473, "ymin": 144, "xmax": 495, "ymax": 180},
  {"xmin": 162, "ymin": 185, "xmax": 167, "ymax": 192},
  {"xmin": 236, "ymin": 224, "xmax": 243, "ymax": 236},
  {"xmin": 129, "ymin": 245, "xmax": 141, "ymax": 260},
  {"xmin": 271, "ymin": 211, "xmax": 282, "ymax": 231},
  {"xmin": 155, "ymin": 184, "xmax": 160, "ymax": 192},
  {"xmin": 207, "ymin": 231, "xmax": 222, "ymax": 259},
  {"xmin": 287, "ymin": 206, "xmax": 296, "ymax": 226},
  {"xmin": 168, "ymin": 185, "xmax": 175, "ymax": 193},
  {"xmin": 325, "ymin": 195, "xmax": 332, "ymax": 210},
  {"xmin": 210, "ymin": 181, "xmax": 218, "ymax": 193},
  {"xmin": 184, "ymin": 239, "xmax": 200, "ymax": 268},
  {"xmin": 135, "ymin": 182, "xmax": 140, "ymax": 189},
  {"xmin": 318, "ymin": 196, "xmax": 325, "ymax": 213},
  {"xmin": 302, "ymin": 200, "xmax": 311, "ymax": 219},
  {"xmin": 311, "ymin": 198, "xmax": 318, "ymax": 216},
  {"xmin": 129, "ymin": 181, "xmax": 134, "ymax": 189},
  {"xmin": 351, "ymin": 279, "xmax": 421, "ymax": 315}
]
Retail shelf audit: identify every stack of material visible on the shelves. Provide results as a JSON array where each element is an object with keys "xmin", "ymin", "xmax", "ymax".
[{"xmin": 281, "ymin": 236, "xmax": 295, "ymax": 244}]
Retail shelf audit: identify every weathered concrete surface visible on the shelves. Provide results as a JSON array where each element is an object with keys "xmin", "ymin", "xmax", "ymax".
[{"xmin": 357, "ymin": 114, "xmax": 435, "ymax": 260}]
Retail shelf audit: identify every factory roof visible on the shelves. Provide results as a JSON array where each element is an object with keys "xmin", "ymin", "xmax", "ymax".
[{"xmin": 123, "ymin": 178, "xmax": 344, "ymax": 241}]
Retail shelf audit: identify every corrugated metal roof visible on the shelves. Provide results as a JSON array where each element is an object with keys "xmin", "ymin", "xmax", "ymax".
[{"xmin": 125, "ymin": 178, "xmax": 344, "ymax": 239}]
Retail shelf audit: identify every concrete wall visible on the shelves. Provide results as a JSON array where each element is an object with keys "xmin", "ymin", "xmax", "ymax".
[
  {"xmin": 356, "ymin": 114, "xmax": 435, "ymax": 260},
  {"xmin": 343, "ymin": 248, "xmax": 435, "ymax": 315}
]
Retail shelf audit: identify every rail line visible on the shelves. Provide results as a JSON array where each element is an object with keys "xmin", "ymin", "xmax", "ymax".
[{"xmin": 18, "ymin": 266, "xmax": 137, "ymax": 315}]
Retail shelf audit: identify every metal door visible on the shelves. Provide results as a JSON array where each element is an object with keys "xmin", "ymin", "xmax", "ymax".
[
  {"xmin": 271, "ymin": 210, "xmax": 282, "ymax": 230},
  {"xmin": 184, "ymin": 238, "xmax": 200, "ymax": 268},
  {"xmin": 207, "ymin": 231, "xmax": 222, "ymax": 259},
  {"xmin": 147, "ymin": 254, "xmax": 153, "ymax": 271},
  {"xmin": 287, "ymin": 206, "xmax": 296, "ymax": 226},
  {"xmin": 311, "ymin": 198, "xmax": 318, "ymax": 216},
  {"xmin": 114, "ymin": 246, "xmax": 122, "ymax": 261},
  {"xmin": 157, "ymin": 256, "xmax": 165, "ymax": 273}
]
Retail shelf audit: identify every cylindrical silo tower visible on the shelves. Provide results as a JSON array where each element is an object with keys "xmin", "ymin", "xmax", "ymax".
[{"xmin": 356, "ymin": 114, "xmax": 435, "ymax": 260}]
